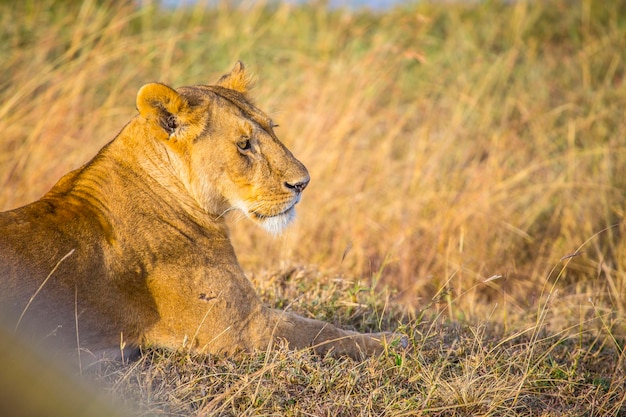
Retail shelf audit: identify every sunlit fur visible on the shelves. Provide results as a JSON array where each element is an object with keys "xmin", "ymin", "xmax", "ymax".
[{"xmin": 0, "ymin": 62, "xmax": 397, "ymax": 362}]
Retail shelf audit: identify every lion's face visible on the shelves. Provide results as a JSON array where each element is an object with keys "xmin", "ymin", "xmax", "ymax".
[{"xmin": 135, "ymin": 63, "xmax": 309, "ymax": 234}]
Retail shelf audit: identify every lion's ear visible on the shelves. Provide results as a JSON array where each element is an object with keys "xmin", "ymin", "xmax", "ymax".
[
  {"xmin": 215, "ymin": 61, "xmax": 253, "ymax": 94},
  {"xmin": 136, "ymin": 83, "xmax": 188, "ymax": 136}
]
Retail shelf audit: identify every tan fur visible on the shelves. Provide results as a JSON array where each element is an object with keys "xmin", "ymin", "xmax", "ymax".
[{"xmin": 0, "ymin": 62, "xmax": 395, "ymax": 362}]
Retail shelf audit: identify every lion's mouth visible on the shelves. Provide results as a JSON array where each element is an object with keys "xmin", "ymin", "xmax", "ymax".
[
  {"xmin": 250, "ymin": 204, "xmax": 295, "ymax": 220},
  {"xmin": 246, "ymin": 203, "xmax": 298, "ymax": 235}
]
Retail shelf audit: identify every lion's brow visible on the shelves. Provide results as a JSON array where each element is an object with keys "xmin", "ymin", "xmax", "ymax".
[{"xmin": 201, "ymin": 85, "xmax": 274, "ymax": 132}]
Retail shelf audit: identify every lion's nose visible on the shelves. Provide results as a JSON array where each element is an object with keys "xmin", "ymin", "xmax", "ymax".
[{"xmin": 285, "ymin": 177, "xmax": 310, "ymax": 194}]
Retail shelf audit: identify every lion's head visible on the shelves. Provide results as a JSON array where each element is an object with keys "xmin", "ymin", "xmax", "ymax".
[{"xmin": 134, "ymin": 62, "xmax": 309, "ymax": 234}]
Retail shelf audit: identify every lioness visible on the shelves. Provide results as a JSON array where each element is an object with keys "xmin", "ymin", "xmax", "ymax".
[{"xmin": 0, "ymin": 62, "xmax": 394, "ymax": 362}]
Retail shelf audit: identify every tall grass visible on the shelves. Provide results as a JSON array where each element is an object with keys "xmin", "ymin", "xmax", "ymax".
[
  {"xmin": 3, "ymin": 0, "xmax": 625, "ymax": 320},
  {"xmin": 1, "ymin": 0, "xmax": 625, "ymax": 414}
]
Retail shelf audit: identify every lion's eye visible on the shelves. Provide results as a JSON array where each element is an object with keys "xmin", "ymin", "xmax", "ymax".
[{"xmin": 237, "ymin": 138, "xmax": 251, "ymax": 152}]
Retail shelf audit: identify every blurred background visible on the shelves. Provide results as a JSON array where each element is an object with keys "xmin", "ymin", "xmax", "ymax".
[{"xmin": 1, "ymin": 0, "xmax": 625, "ymax": 332}]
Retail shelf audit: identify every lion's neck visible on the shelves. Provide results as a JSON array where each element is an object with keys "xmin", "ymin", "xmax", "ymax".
[
  {"xmin": 53, "ymin": 122, "xmax": 231, "ymax": 242},
  {"xmin": 124, "ymin": 119, "xmax": 229, "ymax": 220}
]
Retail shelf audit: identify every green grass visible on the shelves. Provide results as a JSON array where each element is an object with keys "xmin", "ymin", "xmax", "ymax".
[{"xmin": 1, "ymin": 0, "xmax": 625, "ymax": 414}]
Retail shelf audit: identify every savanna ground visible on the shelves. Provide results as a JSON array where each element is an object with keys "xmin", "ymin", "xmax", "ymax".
[{"xmin": 1, "ymin": 0, "xmax": 625, "ymax": 415}]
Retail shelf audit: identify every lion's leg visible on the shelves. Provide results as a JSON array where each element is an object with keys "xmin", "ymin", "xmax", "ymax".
[
  {"xmin": 145, "ymin": 298, "xmax": 395, "ymax": 358},
  {"xmin": 143, "ymin": 265, "xmax": 400, "ymax": 358},
  {"xmin": 244, "ymin": 307, "xmax": 397, "ymax": 358}
]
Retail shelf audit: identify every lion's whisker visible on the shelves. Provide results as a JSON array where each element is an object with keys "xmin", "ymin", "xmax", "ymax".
[{"xmin": 216, "ymin": 206, "xmax": 238, "ymax": 221}]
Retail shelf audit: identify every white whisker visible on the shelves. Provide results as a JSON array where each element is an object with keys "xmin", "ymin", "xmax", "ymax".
[{"xmin": 215, "ymin": 206, "xmax": 238, "ymax": 221}]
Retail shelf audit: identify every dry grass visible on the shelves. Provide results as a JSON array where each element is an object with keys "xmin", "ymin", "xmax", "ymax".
[
  {"xmin": 1, "ymin": 0, "xmax": 625, "ymax": 414},
  {"xmin": 90, "ymin": 267, "xmax": 625, "ymax": 416}
]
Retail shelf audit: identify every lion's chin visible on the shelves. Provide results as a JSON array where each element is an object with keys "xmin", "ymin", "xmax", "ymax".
[{"xmin": 251, "ymin": 206, "xmax": 296, "ymax": 236}]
